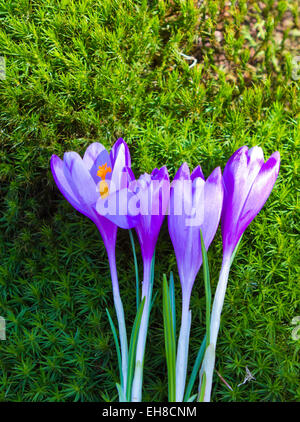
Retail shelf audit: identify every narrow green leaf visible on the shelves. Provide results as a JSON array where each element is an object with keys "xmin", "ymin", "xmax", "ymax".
[
  {"xmin": 129, "ymin": 229, "xmax": 139, "ymax": 311},
  {"xmin": 126, "ymin": 297, "xmax": 146, "ymax": 401},
  {"xmin": 183, "ymin": 335, "xmax": 206, "ymax": 402},
  {"xmin": 150, "ymin": 290, "xmax": 158, "ymax": 312},
  {"xmin": 148, "ymin": 252, "xmax": 156, "ymax": 311},
  {"xmin": 163, "ymin": 274, "xmax": 176, "ymax": 402},
  {"xmin": 184, "ymin": 230, "xmax": 211, "ymax": 402},
  {"xmin": 200, "ymin": 229, "xmax": 211, "ymax": 347},
  {"xmin": 150, "ymin": 252, "xmax": 155, "ymax": 286},
  {"xmin": 187, "ymin": 393, "xmax": 197, "ymax": 402},
  {"xmin": 106, "ymin": 308, "xmax": 123, "ymax": 389},
  {"xmin": 169, "ymin": 271, "xmax": 176, "ymax": 344},
  {"xmin": 198, "ymin": 371, "xmax": 206, "ymax": 402},
  {"xmin": 116, "ymin": 383, "xmax": 126, "ymax": 402}
]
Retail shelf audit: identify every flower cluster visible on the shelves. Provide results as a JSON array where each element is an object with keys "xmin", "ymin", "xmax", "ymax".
[{"xmin": 51, "ymin": 139, "xmax": 280, "ymax": 402}]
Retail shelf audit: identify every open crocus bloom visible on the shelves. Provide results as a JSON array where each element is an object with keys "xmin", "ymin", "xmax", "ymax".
[
  {"xmin": 50, "ymin": 138, "xmax": 139, "ymax": 252},
  {"xmin": 168, "ymin": 162, "xmax": 224, "ymax": 299},
  {"xmin": 50, "ymin": 138, "xmax": 139, "ymax": 393},
  {"xmin": 222, "ymin": 146, "xmax": 280, "ymax": 258},
  {"xmin": 201, "ymin": 145, "xmax": 280, "ymax": 402}
]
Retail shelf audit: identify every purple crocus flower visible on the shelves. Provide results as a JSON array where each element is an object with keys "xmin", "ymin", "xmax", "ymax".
[
  {"xmin": 201, "ymin": 146, "xmax": 280, "ymax": 402},
  {"xmin": 50, "ymin": 138, "xmax": 137, "ymax": 393},
  {"xmin": 133, "ymin": 166, "xmax": 170, "ymax": 264},
  {"xmin": 221, "ymin": 146, "xmax": 281, "ymax": 258},
  {"xmin": 168, "ymin": 162, "xmax": 223, "ymax": 402},
  {"xmin": 130, "ymin": 166, "xmax": 170, "ymax": 402},
  {"xmin": 169, "ymin": 163, "xmax": 224, "ymax": 301}
]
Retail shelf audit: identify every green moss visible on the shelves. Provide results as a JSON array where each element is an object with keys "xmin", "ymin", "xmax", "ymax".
[{"xmin": 0, "ymin": 0, "xmax": 299, "ymax": 402}]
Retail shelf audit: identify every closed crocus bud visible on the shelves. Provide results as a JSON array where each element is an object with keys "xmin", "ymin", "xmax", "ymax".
[
  {"xmin": 201, "ymin": 146, "xmax": 280, "ymax": 403},
  {"xmin": 131, "ymin": 166, "xmax": 170, "ymax": 402},
  {"xmin": 168, "ymin": 162, "xmax": 223, "ymax": 402},
  {"xmin": 168, "ymin": 162, "xmax": 223, "ymax": 300},
  {"xmin": 222, "ymin": 146, "xmax": 280, "ymax": 258},
  {"xmin": 133, "ymin": 166, "xmax": 170, "ymax": 264}
]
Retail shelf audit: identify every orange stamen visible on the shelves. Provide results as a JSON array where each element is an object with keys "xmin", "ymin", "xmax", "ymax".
[
  {"xmin": 97, "ymin": 163, "xmax": 111, "ymax": 199},
  {"xmin": 97, "ymin": 163, "xmax": 112, "ymax": 180}
]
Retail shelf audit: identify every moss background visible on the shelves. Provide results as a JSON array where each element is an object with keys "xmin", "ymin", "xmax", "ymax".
[{"xmin": 0, "ymin": 0, "xmax": 299, "ymax": 402}]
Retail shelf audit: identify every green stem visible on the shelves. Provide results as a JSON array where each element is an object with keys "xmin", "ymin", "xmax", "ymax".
[{"xmin": 131, "ymin": 257, "xmax": 153, "ymax": 402}]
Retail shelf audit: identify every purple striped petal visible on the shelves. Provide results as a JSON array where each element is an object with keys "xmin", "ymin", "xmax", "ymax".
[
  {"xmin": 110, "ymin": 138, "xmax": 131, "ymax": 168},
  {"xmin": 83, "ymin": 142, "xmax": 111, "ymax": 183},
  {"xmin": 202, "ymin": 166, "xmax": 223, "ymax": 248},
  {"xmin": 236, "ymin": 151, "xmax": 280, "ymax": 242},
  {"xmin": 191, "ymin": 165, "xmax": 205, "ymax": 181},
  {"xmin": 168, "ymin": 163, "xmax": 223, "ymax": 295},
  {"xmin": 63, "ymin": 151, "xmax": 98, "ymax": 206}
]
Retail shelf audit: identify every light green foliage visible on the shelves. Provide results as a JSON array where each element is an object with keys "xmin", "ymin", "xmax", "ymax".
[{"xmin": 0, "ymin": 0, "xmax": 299, "ymax": 401}]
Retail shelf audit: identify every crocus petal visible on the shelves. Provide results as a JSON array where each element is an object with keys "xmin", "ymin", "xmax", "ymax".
[
  {"xmin": 51, "ymin": 154, "xmax": 90, "ymax": 216},
  {"xmin": 169, "ymin": 179, "xmax": 200, "ymax": 291},
  {"xmin": 202, "ymin": 166, "xmax": 223, "ymax": 248},
  {"xmin": 110, "ymin": 138, "xmax": 131, "ymax": 168},
  {"xmin": 83, "ymin": 142, "xmax": 106, "ymax": 170},
  {"xmin": 236, "ymin": 151, "xmax": 280, "ymax": 241},
  {"xmin": 191, "ymin": 165, "xmax": 205, "ymax": 181},
  {"xmin": 118, "ymin": 166, "xmax": 136, "ymax": 191},
  {"xmin": 192, "ymin": 175, "xmax": 205, "ymax": 212},
  {"xmin": 168, "ymin": 165, "xmax": 196, "ymax": 288},
  {"xmin": 83, "ymin": 143, "xmax": 111, "ymax": 183},
  {"xmin": 246, "ymin": 146, "xmax": 265, "ymax": 186},
  {"xmin": 168, "ymin": 183, "xmax": 193, "ymax": 258},
  {"xmin": 63, "ymin": 151, "xmax": 99, "ymax": 206},
  {"xmin": 168, "ymin": 164, "xmax": 223, "ymax": 294},
  {"xmin": 174, "ymin": 162, "xmax": 190, "ymax": 181},
  {"xmin": 153, "ymin": 165, "xmax": 169, "ymax": 182},
  {"xmin": 110, "ymin": 143, "xmax": 128, "ymax": 192},
  {"xmin": 222, "ymin": 147, "xmax": 248, "ymax": 225},
  {"xmin": 134, "ymin": 166, "xmax": 170, "ymax": 262},
  {"xmin": 51, "ymin": 154, "xmax": 108, "ymax": 236},
  {"xmin": 222, "ymin": 146, "xmax": 261, "ymax": 251},
  {"xmin": 95, "ymin": 187, "xmax": 140, "ymax": 229}
]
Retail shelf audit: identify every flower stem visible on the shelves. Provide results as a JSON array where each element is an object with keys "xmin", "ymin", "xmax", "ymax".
[
  {"xmin": 108, "ymin": 249, "xmax": 129, "ymax": 395},
  {"xmin": 131, "ymin": 258, "xmax": 152, "ymax": 402},
  {"xmin": 201, "ymin": 255, "xmax": 231, "ymax": 402},
  {"xmin": 175, "ymin": 291, "xmax": 192, "ymax": 402}
]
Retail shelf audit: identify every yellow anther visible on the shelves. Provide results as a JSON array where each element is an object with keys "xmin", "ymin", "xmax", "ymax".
[
  {"xmin": 97, "ymin": 163, "xmax": 112, "ymax": 198},
  {"xmin": 99, "ymin": 180, "xmax": 109, "ymax": 199}
]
